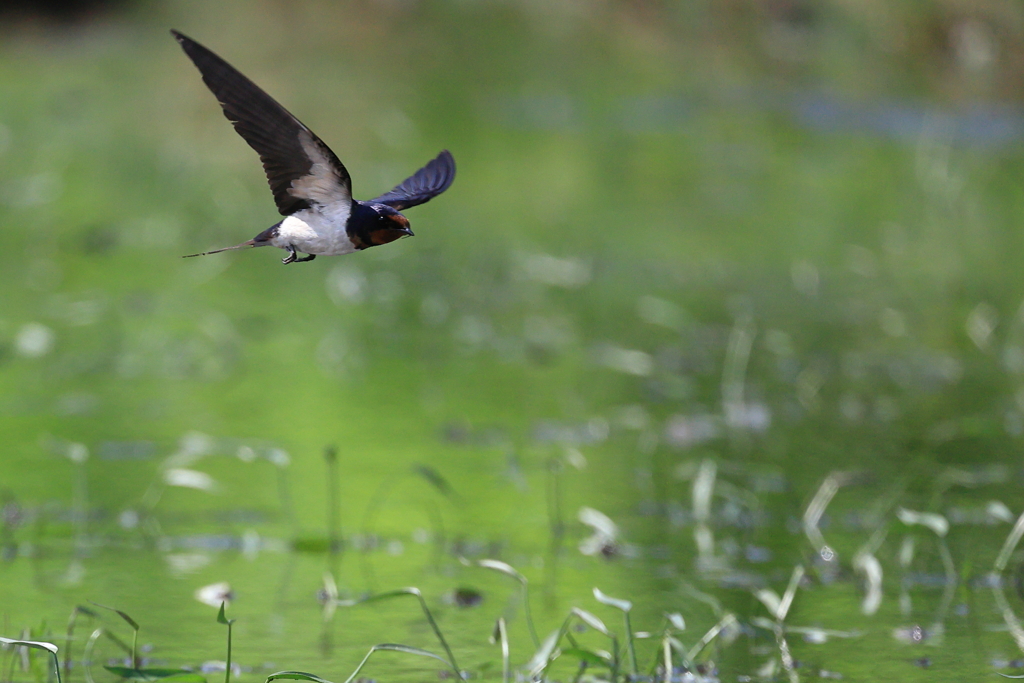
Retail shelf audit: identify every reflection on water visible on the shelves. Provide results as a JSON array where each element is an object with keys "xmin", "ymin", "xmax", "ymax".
[{"xmin": 6, "ymin": 424, "xmax": 1024, "ymax": 680}]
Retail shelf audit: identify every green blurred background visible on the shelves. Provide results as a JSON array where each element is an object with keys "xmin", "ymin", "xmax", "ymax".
[{"xmin": 4, "ymin": 1, "xmax": 1024, "ymax": 680}]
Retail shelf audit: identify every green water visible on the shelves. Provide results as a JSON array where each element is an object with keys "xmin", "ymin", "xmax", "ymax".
[{"xmin": 3, "ymin": 2, "xmax": 1024, "ymax": 681}]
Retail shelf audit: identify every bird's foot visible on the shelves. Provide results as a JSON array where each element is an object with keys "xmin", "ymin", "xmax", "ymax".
[{"xmin": 282, "ymin": 246, "xmax": 315, "ymax": 264}]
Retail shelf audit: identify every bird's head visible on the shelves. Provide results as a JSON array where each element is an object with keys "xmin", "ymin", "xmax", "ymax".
[{"xmin": 368, "ymin": 205, "xmax": 414, "ymax": 246}]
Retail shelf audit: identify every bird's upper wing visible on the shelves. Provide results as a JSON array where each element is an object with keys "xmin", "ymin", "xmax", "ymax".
[
  {"xmin": 370, "ymin": 150, "xmax": 455, "ymax": 211},
  {"xmin": 172, "ymin": 30, "xmax": 352, "ymax": 216}
]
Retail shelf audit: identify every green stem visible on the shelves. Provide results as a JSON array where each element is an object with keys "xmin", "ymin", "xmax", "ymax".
[
  {"xmin": 131, "ymin": 628, "xmax": 138, "ymax": 670},
  {"xmin": 624, "ymin": 611, "xmax": 637, "ymax": 676},
  {"xmin": 495, "ymin": 618, "xmax": 509, "ymax": 683},
  {"xmin": 224, "ymin": 621, "xmax": 232, "ymax": 683},
  {"xmin": 325, "ymin": 446, "xmax": 340, "ymax": 553},
  {"xmin": 411, "ymin": 590, "xmax": 459, "ymax": 676}
]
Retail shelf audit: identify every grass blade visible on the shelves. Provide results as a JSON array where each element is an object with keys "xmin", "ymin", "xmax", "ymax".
[
  {"xmin": 88, "ymin": 603, "xmax": 138, "ymax": 631},
  {"xmin": 686, "ymin": 613, "xmax": 737, "ymax": 663},
  {"xmin": 90, "ymin": 602, "xmax": 140, "ymax": 668},
  {"xmin": 466, "ymin": 558, "xmax": 539, "ymax": 648},
  {"xmin": 0, "ymin": 637, "xmax": 61, "ymax": 683},
  {"xmin": 526, "ymin": 629, "xmax": 562, "ymax": 679},
  {"xmin": 777, "ymin": 565, "xmax": 805, "ymax": 621},
  {"xmin": 490, "ymin": 618, "xmax": 509, "ymax": 683},
  {"xmin": 413, "ymin": 465, "xmax": 457, "ymax": 499},
  {"xmin": 995, "ymin": 509, "xmax": 1024, "ymax": 572},
  {"xmin": 476, "ymin": 559, "xmax": 524, "ymax": 582},
  {"xmin": 754, "ymin": 589, "xmax": 782, "ymax": 618},
  {"xmin": 84, "ymin": 628, "xmax": 103, "ymax": 683},
  {"xmin": 593, "ymin": 588, "xmax": 636, "ymax": 675},
  {"xmin": 592, "ymin": 588, "xmax": 631, "ymax": 613},
  {"xmin": 665, "ymin": 613, "xmax": 685, "ymax": 631},
  {"xmin": 337, "ymin": 589, "xmax": 460, "ymax": 676},
  {"xmin": 216, "ymin": 603, "xmax": 235, "ymax": 683},
  {"xmin": 340, "ymin": 644, "xmax": 452, "ymax": 683},
  {"xmin": 571, "ymin": 608, "xmax": 610, "ymax": 636},
  {"xmin": 65, "ymin": 605, "xmax": 98, "ymax": 679},
  {"xmin": 896, "ymin": 508, "xmax": 949, "ymax": 537},
  {"xmin": 560, "ymin": 648, "xmax": 609, "ymax": 667}
]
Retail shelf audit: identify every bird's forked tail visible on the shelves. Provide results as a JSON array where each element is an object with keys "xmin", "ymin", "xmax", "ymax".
[{"xmin": 182, "ymin": 239, "xmax": 257, "ymax": 258}]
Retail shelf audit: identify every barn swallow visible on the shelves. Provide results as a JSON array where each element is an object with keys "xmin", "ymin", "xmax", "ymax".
[{"xmin": 172, "ymin": 30, "xmax": 455, "ymax": 264}]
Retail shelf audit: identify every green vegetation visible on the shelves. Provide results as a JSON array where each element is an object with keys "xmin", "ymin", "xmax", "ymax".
[{"xmin": 4, "ymin": 1, "xmax": 1024, "ymax": 680}]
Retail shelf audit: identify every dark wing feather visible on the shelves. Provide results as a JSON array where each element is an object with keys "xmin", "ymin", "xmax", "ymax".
[
  {"xmin": 370, "ymin": 150, "xmax": 455, "ymax": 211},
  {"xmin": 172, "ymin": 30, "xmax": 351, "ymax": 215}
]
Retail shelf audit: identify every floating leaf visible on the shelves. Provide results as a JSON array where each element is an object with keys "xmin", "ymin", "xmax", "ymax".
[
  {"xmin": 355, "ymin": 587, "xmax": 420, "ymax": 604},
  {"xmin": 266, "ymin": 672, "xmax": 335, "ymax": 683},
  {"xmin": 104, "ymin": 667, "xmax": 204, "ymax": 682}
]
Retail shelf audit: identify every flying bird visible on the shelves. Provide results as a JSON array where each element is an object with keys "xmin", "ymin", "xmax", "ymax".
[{"xmin": 172, "ymin": 30, "xmax": 455, "ymax": 264}]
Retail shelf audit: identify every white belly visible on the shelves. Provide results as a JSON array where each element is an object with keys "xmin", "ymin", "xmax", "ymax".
[{"xmin": 270, "ymin": 207, "xmax": 355, "ymax": 256}]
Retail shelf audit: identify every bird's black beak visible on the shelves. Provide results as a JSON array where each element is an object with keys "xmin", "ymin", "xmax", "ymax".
[{"xmin": 387, "ymin": 214, "xmax": 413, "ymax": 237}]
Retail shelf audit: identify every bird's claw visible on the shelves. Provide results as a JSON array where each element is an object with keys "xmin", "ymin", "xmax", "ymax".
[{"xmin": 282, "ymin": 246, "xmax": 315, "ymax": 264}]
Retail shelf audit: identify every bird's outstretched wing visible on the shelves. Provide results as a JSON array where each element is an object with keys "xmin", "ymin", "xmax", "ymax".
[
  {"xmin": 172, "ymin": 30, "xmax": 352, "ymax": 216},
  {"xmin": 370, "ymin": 150, "xmax": 455, "ymax": 211}
]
